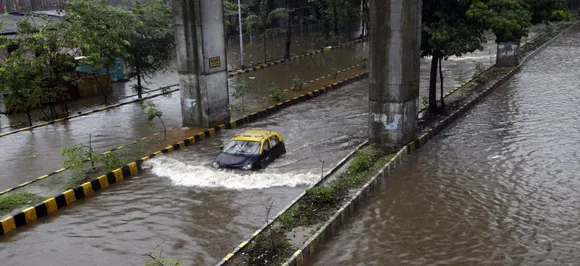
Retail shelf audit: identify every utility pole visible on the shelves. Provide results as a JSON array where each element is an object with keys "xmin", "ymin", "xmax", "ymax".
[
  {"xmin": 237, "ymin": 0, "xmax": 245, "ymax": 69},
  {"xmin": 368, "ymin": 0, "xmax": 422, "ymax": 148}
]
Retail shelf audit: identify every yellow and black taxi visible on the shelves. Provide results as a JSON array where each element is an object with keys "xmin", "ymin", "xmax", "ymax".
[{"xmin": 213, "ymin": 129, "xmax": 286, "ymax": 170}]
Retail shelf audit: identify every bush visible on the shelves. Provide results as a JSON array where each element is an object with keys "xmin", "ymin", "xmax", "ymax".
[
  {"xmin": 306, "ymin": 186, "xmax": 334, "ymax": 204},
  {"xmin": 0, "ymin": 192, "xmax": 35, "ymax": 212},
  {"xmin": 348, "ymin": 149, "xmax": 373, "ymax": 174},
  {"xmin": 270, "ymin": 87, "xmax": 285, "ymax": 102},
  {"xmin": 291, "ymin": 77, "xmax": 306, "ymax": 90},
  {"xmin": 551, "ymin": 10, "xmax": 571, "ymax": 22},
  {"xmin": 330, "ymin": 68, "xmax": 338, "ymax": 78}
]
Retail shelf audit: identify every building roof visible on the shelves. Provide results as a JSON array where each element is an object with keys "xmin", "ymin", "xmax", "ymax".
[{"xmin": 1, "ymin": 11, "xmax": 63, "ymax": 37}]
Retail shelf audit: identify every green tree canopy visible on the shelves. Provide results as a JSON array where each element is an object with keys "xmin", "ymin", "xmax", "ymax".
[
  {"xmin": 245, "ymin": 0, "xmax": 288, "ymax": 62},
  {"xmin": 123, "ymin": 0, "xmax": 175, "ymax": 99}
]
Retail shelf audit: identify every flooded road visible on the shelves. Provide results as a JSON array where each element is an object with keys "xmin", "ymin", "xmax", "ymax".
[
  {"xmin": 307, "ymin": 25, "xmax": 580, "ymax": 266},
  {"xmin": 0, "ymin": 38, "xmax": 494, "ymax": 192},
  {"xmin": 0, "ymin": 81, "xmax": 369, "ymax": 266}
]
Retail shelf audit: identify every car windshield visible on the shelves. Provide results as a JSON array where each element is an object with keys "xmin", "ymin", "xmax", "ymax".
[{"xmin": 223, "ymin": 140, "xmax": 261, "ymax": 155}]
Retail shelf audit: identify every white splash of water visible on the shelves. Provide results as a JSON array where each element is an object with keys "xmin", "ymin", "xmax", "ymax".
[{"xmin": 144, "ymin": 156, "xmax": 319, "ymax": 190}]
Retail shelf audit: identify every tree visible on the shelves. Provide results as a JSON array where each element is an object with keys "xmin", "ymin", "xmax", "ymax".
[
  {"xmin": 15, "ymin": 18, "xmax": 78, "ymax": 119},
  {"xmin": 524, "ymin": 0, "xmax": 570, "ymax": 24},
  {"xmin": 421, "ymin": 0, "xmax": 488, "ymax": 113},
  {"xmin": 468, "ymin": 0, "xmax": 531, "ymax": 43},
  {"xmin": 0, "ymin": 51, "xmax": 45, "ymax": 126},
  {"xmin": 308, "ymin": 0, "xmax": 359, "ymax": 40},
  {"xmin": 141, "ymin": 101, "xmax": 167, "ymax": 141},
  {"xmin": 245, "ymin": 0, "xmax": 288, "ymax": 62},
  {"xmin": 124, "ymin": 0, "xmax": 174, "ymax": 99},
  {"xmin": 63, "ymin": 0, "xmax": 134, "ymax": 104},
  {"xmin": 284, "ymin": 0, "xmax": 295, "ymax": 59}
]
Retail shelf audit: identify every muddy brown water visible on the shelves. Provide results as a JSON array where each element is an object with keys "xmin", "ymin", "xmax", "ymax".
[
  {"xmin": 1, "ymin": 46, "xmax": 501, "ymax": 266},
  {"xmin": 0, "ymin": 38, "xmax": 496, "ymax": 192},
  {"xmin": 306, "ymin": 25, "xmax": 580, "ymax": 266}
]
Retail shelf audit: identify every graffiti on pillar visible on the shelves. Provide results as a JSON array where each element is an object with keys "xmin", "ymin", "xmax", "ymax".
[
  {"xmin": 498, "ymin": 44, "xmax": 519, "ymax": 56},
  {"xmin": 183, "ymin": 98, "xmax": 196, "ymax": 111},
  {"xmin": 371, "ymin": 113, "xmax": 401, "ymax": 131}
]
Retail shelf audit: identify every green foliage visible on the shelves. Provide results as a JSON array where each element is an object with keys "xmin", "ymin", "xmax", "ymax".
[
  {"xmin": 270, "ymin": 88, "xmax": 285, "ymax": 102},
  {"xmin": 524, "ymin": 0, "xmax": 569, "ymax": 24},
  {"xmin": 141, "ymin": 101, "xmax": 167, "ymax": 140},
  {"xmin": 63, "ymin": 0, "xmax": 135, "ymax": 103},
  {"xmin": 0, "ymin": 52, "xmax": 45, "ymax": 126},
  {"xmin": 145, "ymin": 250, "xmax": 181, "ymax": 266},
  {"xmin": 279, "ymin": 205, "xmax": 299, "ymax": 229},
  {"xmin": 306, "ymin": 186, "xmax": 334, "ymax": 204},
  {"xmin": 101, "ymin": 153, "xmax": 124, "ymax": 170},
  {"xmin": 308, "ymin": 0, "xmax": 359, "ymax": 36},
  {"xmin": 245, "ymin": 0, "xmax": 288, "ymax": 62},
  {"xmin": 357, "ymin": 56, "xmax": 369, "ymax": 69},
  {"xmin": 233, "ymin": 83, "xmax": 250, "ymax": 113},
  {"xmin": 474, "ymin": 62, "xmax": 486, "ymax": 75},
  {"xmin": 124, "ymin": 0, "xmax": 175, "ymax": 99},
  {"xmin": 291, "ymin": 77, "xmax": 306, "ymax": 90},
  {"xmin": 61, "ymin": 145, "xmax": 99, "ymax": 172},
  {"xmin": 0, "ymin": 192, "xmax": 35, "ymax": 212},
  {"xmin": 468, "ymin": 0, "xmax": 531, "ymax": 43},
  {"xmin": 330, "ymin": 68, "xmax": 338, "ymax": 78},
  {"xmin": 348, "ymin": 149, "xmax": 373, "ymax": 174}
]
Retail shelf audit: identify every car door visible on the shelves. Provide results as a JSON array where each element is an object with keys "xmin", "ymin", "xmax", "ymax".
[
  {"xmin": 260, "ymin": 139, "xmax": 273, "ymax": 167},
  {"xmin": 269, "ymin": 135, "xmax": 282, "ymax": 158}
]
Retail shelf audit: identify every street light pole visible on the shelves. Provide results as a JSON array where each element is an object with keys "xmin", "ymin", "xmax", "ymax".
[{"xmin": 237, "ymin": 0, "xmax": 245, "ymax": 69}]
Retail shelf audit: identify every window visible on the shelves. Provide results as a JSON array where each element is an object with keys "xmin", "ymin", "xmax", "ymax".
[
  {"xmin": 270, "ymin": 135, "xmax": 280, "ymax": 147},
  {"xmin": 223, "ymin": 140, "xmax": 260, "ymax": 155},
  {"xmin": 262, "ymin": 140, "xmax": 271, "ymax": 152}
]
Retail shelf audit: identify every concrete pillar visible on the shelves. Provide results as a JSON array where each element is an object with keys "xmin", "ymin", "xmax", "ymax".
[
  {"xmin": 172, "ymin": 0, "xmax": 230, "ymax": 127},
  {"xmin": 368, "ymin": 0, "xmax": 422, "ymax": 148},
  {"xmin": 496, "ymin": 39, "xmax": 521, "ymax": 67}
]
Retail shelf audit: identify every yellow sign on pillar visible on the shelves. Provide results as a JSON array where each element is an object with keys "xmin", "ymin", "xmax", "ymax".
[{"xmin": 209, "ymin": 56, "xmax": 221, "ymax": 68}]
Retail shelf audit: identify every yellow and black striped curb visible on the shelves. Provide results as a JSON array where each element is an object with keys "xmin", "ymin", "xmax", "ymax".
[
  {"xmin": 215, "ymin": 140, "xmax": 369, "ymax": 266},
  {"xmin": 0, "ymin": 126, "xmax": 177, "ymax": 197},
  {"xmin": 280, "ymin": 65, "xmax": 522, "ymax": 266},
  {"xmin": 0, "ymin": 64, "xmax": 367, "ymax": 196},
  {"xmin": 0, "ymin": 72, "xmax": 369, "ymax": 236},
  {"xmin": 278, "ymin": 22, "xmax": 579, "ymax": 266},
  {"xmin": 0, "ymin": 84, "xmax": 179, "ymax": 139},
  {"xmin": 228, "ymin": 37, "xmax": 368, "ymax": 78}
]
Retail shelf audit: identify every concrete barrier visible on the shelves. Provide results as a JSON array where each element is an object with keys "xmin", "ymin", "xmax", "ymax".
[
  {"xmin": 0, "ymin": 71, "xmax": 369, "ymax": 236},
  {"xmin": 228, "ymin": 37, "xmax": 368, "ymax": 77},
  {"xmin": 279, "ymin": 20, "xmax": 580, "ymax": 266}
]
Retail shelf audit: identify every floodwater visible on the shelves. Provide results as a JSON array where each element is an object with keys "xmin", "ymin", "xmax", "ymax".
[
  {"xmin": 1, "ymin": 41, "xmax": 504, "ymax": 265},
  {"xmin": 307, "ymin": 24, "xmax": 580, "ymax": 266},
  {"xmin": 0, "ymin": 35, "xmax": 497, "ymax": 191}
]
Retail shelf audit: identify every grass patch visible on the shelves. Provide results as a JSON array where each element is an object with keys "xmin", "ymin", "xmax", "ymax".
[
  {"xmin": 0, "ymin": 192, "xmax": 42, "ymax": 217},
  {"xmin": 238, "ymin": 145, "xmax": 398, "ymax": 265}
]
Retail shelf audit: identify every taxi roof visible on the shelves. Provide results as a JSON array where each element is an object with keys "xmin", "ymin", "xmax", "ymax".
[{"xmin": 233, "ymin": 129, "xmax": 278, "ymax": 142}]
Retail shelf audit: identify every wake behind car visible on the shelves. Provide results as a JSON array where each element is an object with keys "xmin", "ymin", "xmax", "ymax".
[{"xmin": 213, "ymin": 129, "xmax": 286, "ymax": 170}]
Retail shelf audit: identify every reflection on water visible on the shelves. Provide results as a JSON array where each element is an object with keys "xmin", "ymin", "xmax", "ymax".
[{"xmin": 308, "ymin": 24, "xmax": 580, "ymax": 266}]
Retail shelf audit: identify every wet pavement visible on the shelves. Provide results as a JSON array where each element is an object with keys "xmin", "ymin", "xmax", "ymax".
[
  {"xmin": 0, "ymin": 39, "xmax": 503, "ymax": 265},
  {"xmin": 307, "ymin": 24, "xmax": 580, "ymax": 266},
  {"xmin": 0, "ymin": 38, "xmax": 495, "ymax": 194}
]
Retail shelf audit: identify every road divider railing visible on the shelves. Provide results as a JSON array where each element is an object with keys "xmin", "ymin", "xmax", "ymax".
[
  {"xmin": 0, "ymin": 64, "xmax": 367, "ymax": 196},
  {"xmin": 276, "ymin": 20, "xmax": 579, "ymax": 266},
  {"xmin": 0, "ymin": 36, "xmax": 369, "ymax": 138},
  {"xmin": 228, "ymin": 37, "xmax": 368, "ymax": 78},
  {"xmin": 0, "ymin": 85, "xmax": 180, "ymax": 139},
  {"xmin": 0, "ymin": 71, "xmax": 369, "ymax": 236}
]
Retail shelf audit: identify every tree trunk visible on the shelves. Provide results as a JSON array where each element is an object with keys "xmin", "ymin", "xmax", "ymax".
[
  {"xmin": 26, "ymin": 110, "xmax": 32, "ymax": 127},
  {"xmin": 263, "ymin": 37, "xmax": 268, "ymax": 63},
  {"xmin": 363, "ymin": 1, "xmax": 369, "ymax": 36},
  {"xmin": 428, "ymin": 53, "xmax": 439, "ymax": 114},
  {"xmin": 158, "ymin": 117, "xmax": 167, "ymax": 140},
  {"xmin": 103, "ymin": 65, "xmax": 111, "ymax": 104},
  {"xmin": 136, "ymin": 63, "xmax": 143, "ymax": 99},
  {"xmin": 332, "ymin": 3, "xmax": 339, "ymax": 36},
  {"xmin": 439, "ymin": 57, "xmax": 445, "ymax": 109},
  {"xmin": 284, "ymin": 4, "xmax": 293, "ymax": 59},
  {"xmin": 63, "ymin": 101, "xmax": 69, "ymax": 117}
]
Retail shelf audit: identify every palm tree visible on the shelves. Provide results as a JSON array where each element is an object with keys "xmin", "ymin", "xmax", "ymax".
[{"xmin": 245, "ymin": 0, "xmax": 288, "ymax": 63}]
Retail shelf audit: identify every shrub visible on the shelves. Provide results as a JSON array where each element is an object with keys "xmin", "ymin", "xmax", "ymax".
[
  {"xmin": 348, "ymin": 149, "xmax": 373, "ymax": 174},
  {"xmin": 306, "ymin": 186, "xmax": 334, "ymax": 204},
  {"xmin": 291, "ymin": 77, "xmax": 306, "ymax": 90},
  {"xmin": 270, "ymin": 87, "xmax": 285, "ymax": 102}
]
